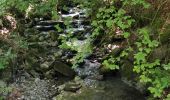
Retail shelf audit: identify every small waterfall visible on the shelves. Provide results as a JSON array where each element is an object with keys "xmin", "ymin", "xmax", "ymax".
[{"xmin": 34, "ymin": 6, "xmax": 90, "ymax": 40}]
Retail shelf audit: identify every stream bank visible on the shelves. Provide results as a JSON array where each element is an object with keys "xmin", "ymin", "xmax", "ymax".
[{"xmin": 0, "ymin": 4, "xmax": 147, "ymax": 100}]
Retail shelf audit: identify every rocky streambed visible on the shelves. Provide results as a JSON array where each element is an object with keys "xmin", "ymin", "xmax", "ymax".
[{"xmin": 0, "ymin": 5, "xmax": 146, "ymax": 100}]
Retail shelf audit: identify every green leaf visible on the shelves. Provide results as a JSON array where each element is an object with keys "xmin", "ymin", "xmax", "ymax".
[
  {"xmin": 106, "ymin": 19, "xmax": 113, "ymax": 28},
  {"xmin": 123, "ymin": 32, "xmax": 130, "ymax": 38}
]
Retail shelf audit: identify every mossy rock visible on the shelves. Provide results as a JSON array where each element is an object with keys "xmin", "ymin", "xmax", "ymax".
[
  {"xmin": 160, "ymin": 25, "xmax": 170, "ymax": 44},
  {"xmin": 149, "ymin": 44, "xmax": 170, "ymax": 62},
  {"xmin": 120, "ymin": 60, "xmax": 137, "ymax": 81},
  {"xmin": 52, "ymin": 61, "xmax": 76, "ymax": 78}
]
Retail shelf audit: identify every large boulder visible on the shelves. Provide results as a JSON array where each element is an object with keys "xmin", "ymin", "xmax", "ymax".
[{"xmin": 52, "ymin": 61, "xmax": 76, "ymax": 78}]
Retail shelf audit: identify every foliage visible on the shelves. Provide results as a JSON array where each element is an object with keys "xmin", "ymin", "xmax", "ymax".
[
  {"xmin": 0, "ymin": 0, "xmax": 58, "ymax": 18},
  {"xmin": 91, "ymin": 6, "xmax": 134, "ymax": 38},
  {"xmin": 79, "ymin": 0, "xmax": 170, "ymax": 99},
  {"xmin": 122, "ymin": 0, "xmax": 150, "ymax": 8},
  {"xmin": 59, "ymin": 36, "xmax": 92, "ymax": 68},
  {"xmin": 102, "ymin": 57, "xmax": 119, "ymax": 70},
  {"xmin": 0, "ymin": 33, "xmax": 28, "ymax": 70},
  {"xmin": 0, "ymin": 48, "xmax": 15, "ymax": 69},
  {"xmin": 133, "ymin": 28, "xmax": 170, "ymax": 97},
  {"xmin": 0, "ymin": 84, "xmax": 12, "ymax": 99}
]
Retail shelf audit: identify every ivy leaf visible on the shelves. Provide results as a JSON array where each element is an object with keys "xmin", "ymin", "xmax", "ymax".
[
  {"xmin": 106, "ymin": 19, "xmax": 113, "ymax": 28},
  {"xmin": 163, "ymin": 63, "xmax": 170, "ymax": 70},
  {"xmin": 92, "ymin": 20, "xmax": 98, "ymax": 26},
  {"xmin": 123, "ymin": 32, "xmax": 130, "ymax": 38},
  {"xmin": 134, "ymin": 52, "xmax": 147, "ymax": 64},
  {"xmin": 55, "ymin": 24, "xmax": 62, "ymax": 32}
]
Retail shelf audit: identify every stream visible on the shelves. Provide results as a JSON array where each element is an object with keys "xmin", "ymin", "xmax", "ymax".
[{"xmin": 0, "ymin": 5, "xmax": 146, "ymax": 100}]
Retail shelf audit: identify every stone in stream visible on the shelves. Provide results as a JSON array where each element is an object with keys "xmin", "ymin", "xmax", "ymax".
[
  {"xmin": 34, "ymin": 25, "xmax": 57, "ymax": 31},
  {"xmin": 37, "ymin": 20, "xmax": 64, "ymax": 26},
  {"xmin": 52, "ymin": 61, "xmax": 76, "ymax": 78},
  {"xmin": 63, "ymin": 82, "xmax": 82, "ymax": 92}
]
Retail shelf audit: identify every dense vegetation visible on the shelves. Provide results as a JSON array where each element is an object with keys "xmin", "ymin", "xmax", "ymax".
[{"xmin": 0, "ymin": 0, "xmax": 170, "ymax": 99}]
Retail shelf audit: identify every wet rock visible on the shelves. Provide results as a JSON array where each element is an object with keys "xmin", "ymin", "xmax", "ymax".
[
  {"xmin": 52, "ymin": 61, "xmax": 76, "ymax": 78},
  {"xmin": 35, "ymin": 25, "xmax": 57, "ymax": 31},
  {"xmin": 120, "ymin": 60, "xmax": 137, "ymax": 81},
  {"xmin": 62, "ymin": 13, "xmax": 79, "ymax": 19},
  {"xmin": 40, "ymin": 61, "xmax": 51, "ymax": 70},
  {"xmin": 120, "ymin": 60, "xmax": 147, "ymax": 94},
  {"xmin": 63, "ymin": 82, "xmax": 81, "ymax": 92},
  {"xmin": 37, "ymin": 20, "xmax": 64, "ymax": 26}
]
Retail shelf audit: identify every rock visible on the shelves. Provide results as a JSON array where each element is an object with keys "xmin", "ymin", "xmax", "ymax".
[
  {"xmin": 28, "ymin": 70, "xmax": 41, "ymax": 78},
  {"xmin": 52, "ymin": 61, "xmax": 76, "ymax": 78},
  {"xmin": 120, "ymin": 60, "xmax": 137, "ymax": 81},
  {"xmin": 63, "ymin": 82, "xmax": 81, "ymax": 92},
  {"xmin": 54, "ymin": 50, "xmax": 63, "ymax": 58},
  {"xmin": 160, "ymin": 27, "xmax": 170, "ymax": 44},
  {"xmin": 39, "ymin": 36, "xmax": 45, "ymax": 41},
  {"xmin": 40, "ymin": 61, "xmax": 51, "ymax": 71},
  {"xmin": 110, "ymin": 47, "xmax": 123, "ymax": 57},
  {"xmin": 34, "ymin": 25, "xmax": 57, "ymax": 31},
  {"xmin": 149, "ymin": 44, "xmax": 170, "ymax": 62},
  {"xmin": 37, "ymin": 20, "xmax": 64, "ymax": 26},
  {"xmin": 44, "ymin": 70, "xmax": 56, "ymax": 79},
  {"xmin": 120, "ymin": 60, "xmax": 147, "ymax": 94}
]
